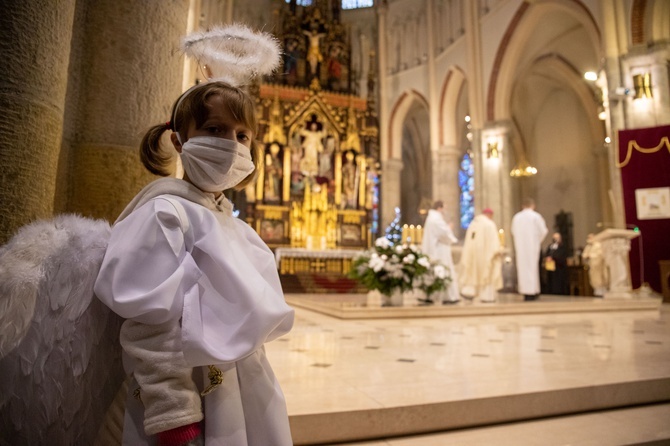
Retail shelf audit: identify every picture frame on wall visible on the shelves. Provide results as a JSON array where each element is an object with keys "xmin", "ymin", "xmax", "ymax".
[
  {"xmin": 260, "ymin": 219, "xmax": 285, "ymax": 242},
  {"xmin": 635, "ymin": 187, "xmax": 670, "ymax": 220},
  {"xmin": 340, "ymin": 223, "xmax": 361, "ymax": 246}
]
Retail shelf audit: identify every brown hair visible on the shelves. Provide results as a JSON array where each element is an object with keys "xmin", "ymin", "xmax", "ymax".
[
  {"xmin": 432, "ymin": 200, "xmax": 444, "ymax": 209},
  {"xmin": 139, "ymin": 81, "xmax": 262, "ymax": 190}
]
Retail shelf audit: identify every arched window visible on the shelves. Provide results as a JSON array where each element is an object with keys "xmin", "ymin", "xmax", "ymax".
[
  {"xmin": 284, "ymin": 0, "xmax": 373, "ymax": 9},
  {"xmin": 342, "ymin": 0, "xmax": 374, "ymax": 9},
  {"xmin": 286, "ymin": 0, "xmax": 373, "ymax": 9},
  {"xmin": 285, "ymin": 0, "xmax": 313, "ymax": 6},
  {"xmin": 459, "ymin": 151, "xmax": 475, "ymax": 229}
]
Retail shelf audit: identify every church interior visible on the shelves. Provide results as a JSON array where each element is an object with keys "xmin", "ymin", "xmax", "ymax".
[{"xmin": 1, "ymin": 0, "xmax": 669, "ymax": 444}]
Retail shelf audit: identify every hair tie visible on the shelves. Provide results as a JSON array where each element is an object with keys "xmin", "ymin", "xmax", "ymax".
[{"xmin": 165, "ymin": 121, "xmax": 172, "ymax": 130}]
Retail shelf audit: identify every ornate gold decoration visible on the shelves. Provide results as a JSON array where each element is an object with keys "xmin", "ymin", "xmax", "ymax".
[
  {"xmin": 342, "ymin": 105, "xmax": 361, "ymax": 152},
  {"xmin": 283, "ymin": 146, "xmax": 291, "ymax": 202},
  {"xmin": 617, "ymin": 136, "xmax": 670, "ymax": 168},
  {"xmin": 264, "ymin": 91, "xmax": 287, "ymax": 145},
  {"xmin": 290, "ymin": 180, "xmax": 338, "ymax": 249},
  {"xmin": 357, "ymin": 154, "xmax": 367, "ymax": 208},
  {"xmin": 201, "ymin": 365, "xmax": 224, "ymax": 396},
  {"xmin": 632, "ymin": 73, "xmax": 653, "ymax": 99}
]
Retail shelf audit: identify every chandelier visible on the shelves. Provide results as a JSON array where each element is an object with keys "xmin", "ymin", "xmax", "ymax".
[{"xmin": 510, "ymin": 159, "xmax": 538, "ymax": 177}]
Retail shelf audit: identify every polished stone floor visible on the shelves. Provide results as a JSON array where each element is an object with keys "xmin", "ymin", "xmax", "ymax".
[{"xmin": 265, "ymin": 296, "xmax": 670, "ymax": 445}]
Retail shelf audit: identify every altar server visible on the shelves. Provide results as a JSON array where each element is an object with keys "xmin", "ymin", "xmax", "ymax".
[
  {"xmin": 95, "ymin": 25, "xmax": 295, "ymax": 446},
  {"xmin": 511, "ymin": 198, "xmax": 548, "ymax": 301},
  {"xmin": 421, "ymin": 200, "xmax": 460, "ymax": 303}
]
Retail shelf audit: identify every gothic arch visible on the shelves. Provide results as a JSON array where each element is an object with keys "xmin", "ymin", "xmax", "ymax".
[
  {"xmin": 488, "ymin": 0, "xmax": 601, "ymax": 122},
  {"xmin": 387, "ymin": 89, "xmax": 430, "ymax": 160},
  {"xmin": 643, "ymin": 0, "xmax": 670, "ymax": 43},
  {"xmin": 439, "ymin": 66, "xmax": 467, "ymax": 147}
]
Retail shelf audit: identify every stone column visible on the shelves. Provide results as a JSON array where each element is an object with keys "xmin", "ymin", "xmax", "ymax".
[
  {"xmin": 481, "ymin": 122, "xmax": 514, "ymax": 247},
  {"xmin": 0, "ymin": 1, "xmax": 77, "ymax": 243},
  {"xmin": 69, "ymin": 0, "xmax": 189, "ymax": 221},
  {"xmin": 600, "ymin": 0, "xmax": 627, "ymax": 229},
  {"xmin": 432, "ymin": 145, "xmax": 461, "ymax": 229},
  {"xmin": 381, "ymin": 158, "xmax": 403, "ymax": 229},
  {"xmin": 471, "ymin": 128, "xmax": 484, "ymax": 213}
]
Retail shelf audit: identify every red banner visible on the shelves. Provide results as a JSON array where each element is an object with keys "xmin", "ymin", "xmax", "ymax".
[{"xmin": 618, "ymin": 125, "xmax": 670, "ymax": 293}]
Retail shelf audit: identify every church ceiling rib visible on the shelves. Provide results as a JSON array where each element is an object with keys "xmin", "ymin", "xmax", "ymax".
[{"xmin": 487, "ymin": 0, "xmax": 600, "ymax": 122}]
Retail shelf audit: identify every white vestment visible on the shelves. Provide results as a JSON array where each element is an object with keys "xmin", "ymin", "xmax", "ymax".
[
  {"xmin": 94, "ymin": 178, "xmax": 294, "ymax": 446},
  {"xmin": 421, "ymin": 209, "xmax": 459, "ymax": 302},
  {"xmin": 511, "ymin": 208, "xmax": 548, "ymax": 295},
  {"xmin": 458, "ymin": 214, "xmax": 502, "ymax": 302}
]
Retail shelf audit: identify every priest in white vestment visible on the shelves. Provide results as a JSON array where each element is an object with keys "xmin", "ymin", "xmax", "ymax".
[
  {"xmin": 511, "ymin": 198, "xmax": 548, "ymax": 300},
  {"xmin": 421, "ymin": 200, "xmax": 460, "ymax": 303},
  {"xmin": 458, "ymin": 208, "xmax": 502, "ymax": 302}
]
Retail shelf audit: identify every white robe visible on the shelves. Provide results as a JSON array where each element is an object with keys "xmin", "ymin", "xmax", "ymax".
[
  {"xmin": 421, "ymin": 209, "xmax": 459, "ymax": 302},
  {"xmin": 94, "ymin": 178, "xmax": 294, "ymax": 446},
  {"xmin": 511, "ymin": 208, "xmax": 548, "ymax": 295},
  {"xmin": 458, "ymin": 214, "xmax": 502, "ymax": 301}
]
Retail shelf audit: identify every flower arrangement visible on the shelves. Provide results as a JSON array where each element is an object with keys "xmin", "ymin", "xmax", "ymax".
[{"xmin": 348, "ymin": 237, "xmax": 451, "ymax": 299}]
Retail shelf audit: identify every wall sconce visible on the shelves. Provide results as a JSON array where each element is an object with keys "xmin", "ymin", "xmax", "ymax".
[
  {"xmin": 597, "ymin": 106, "xmax": 607, "ymax": 120},
  {"xmin": 487, "ymin": 142, "xmax": 500, "ymax": 159},
  {"xmin": 633, "ymin": 73, "xmax": 653, "ymax": 99}
]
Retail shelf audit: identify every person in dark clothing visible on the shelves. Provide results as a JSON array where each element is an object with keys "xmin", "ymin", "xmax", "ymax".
[{"xmin": 544, "ymin": 232, "xmax": 569, "ymax": 295}]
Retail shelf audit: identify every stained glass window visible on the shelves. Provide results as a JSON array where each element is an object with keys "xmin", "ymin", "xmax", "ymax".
[
  {"xmin": 459, "ymin": 152, "xmax": 475, "ymax": 229},
  {"xmin": 342, "ymin": 0, "xmax": 374, "ymax": 9},
  {"xmin": 285, "ymin": 0, "xmax": 313, "ymax": 5},
  {"xmin": 285, "ymin": 0, "xmax": 372, "ymax": 9}
]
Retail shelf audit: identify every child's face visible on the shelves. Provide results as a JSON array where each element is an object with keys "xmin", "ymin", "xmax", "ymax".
[{"xmin": 187, "ymin": 95, "xmax": 253, "ymax": 148}]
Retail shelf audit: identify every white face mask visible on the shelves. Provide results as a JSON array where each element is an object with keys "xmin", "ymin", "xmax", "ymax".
[{"xmin": 179, "ymin": 136, "xmax": 254, "ymax": 193}]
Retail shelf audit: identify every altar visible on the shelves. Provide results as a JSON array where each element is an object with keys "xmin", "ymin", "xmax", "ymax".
[
  {"xmin": 275, "ymin": 247, "xmax": 363, "ymax": 275},
  {"xmin": 275, "ymin": 247, "xmax": 368, "ymax": 294}
]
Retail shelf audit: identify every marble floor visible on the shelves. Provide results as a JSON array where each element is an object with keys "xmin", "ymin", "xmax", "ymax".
[{"xmin": 265, "ymin": 295, "xmax": 670, "ymax": 445}]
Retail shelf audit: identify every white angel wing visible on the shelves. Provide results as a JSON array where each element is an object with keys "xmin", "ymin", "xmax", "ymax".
[{"xmin": 0, "ymin": 214, "xmax": 124, "ymax": 445}]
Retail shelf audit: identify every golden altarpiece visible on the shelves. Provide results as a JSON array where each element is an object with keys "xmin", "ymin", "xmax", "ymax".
[{"xmin": 237, "ymin": 1, "xmax": 380, "ymax": 285}]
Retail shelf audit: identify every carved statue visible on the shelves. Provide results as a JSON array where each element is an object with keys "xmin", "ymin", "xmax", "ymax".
[
  {"xmin": 299, "ymin": 122, "xmax": 326, "ymax": 176},
  {"xmin": 264, "ymin": 144, "xmax": 282, "ymax": 202},
  {"xmin": 283, "ymin": 38, "xmax": 300, "ymax": 83},
  {"xmin": 303, "ymin": 28, "xmax": 325, "ymax": 76},
  {"xmin": 319, "ymin": 136, "xmax": 335, "ymax": 179},
  {"xmin": 342, "ymin": 150, "xmax": 358, "ymax": 209},
  {"xmin": 342, "ymin": 107, "xmax": 361, "ymax": 152}
]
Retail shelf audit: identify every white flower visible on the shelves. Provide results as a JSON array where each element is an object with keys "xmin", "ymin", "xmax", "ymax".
[
  {"xmin": 375, "ymin": 237, "xmax": 390, "ymax": 248},
  {"xmin": 369, "ymin": 256, "xmax": 385, "ymax": 272},
  {"xmin": 403, "ymin": 254, "xmax": 416, "ymax": 264},
  {"xmin": 381, "ymin": 254, "xmax": 388, "ymax": 260},
  {"xmin": 395, "ymin": 245, "xmax": 404, "ymax": 254},
  {"xmin": 434, "ymin": 264, "xmax": 447, "ymax": 279},
  {"xmin": 409, "ymin": 244, "xmax": 418, "ymax": 252},
  {"xmin": 418, "ymin": 256, "xmax": 431, "ymax": 268},
  {"xmin": 390, "ymin": 268, "xmax": 404, "ymax": 278}
]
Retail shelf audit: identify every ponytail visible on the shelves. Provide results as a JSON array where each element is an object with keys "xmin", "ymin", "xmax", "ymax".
[{"xmin": 139, "ymin": 124, "xmax": 173, "ymax": 176}]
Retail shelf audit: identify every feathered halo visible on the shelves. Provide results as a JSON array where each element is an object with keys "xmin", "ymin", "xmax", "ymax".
[{"xmin": 181, "ymin": 23, "xmax": 282, "ymax": 86}]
